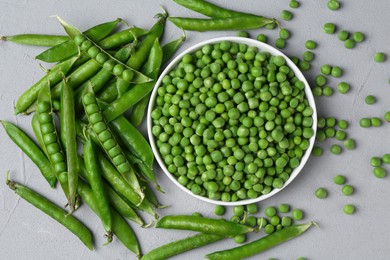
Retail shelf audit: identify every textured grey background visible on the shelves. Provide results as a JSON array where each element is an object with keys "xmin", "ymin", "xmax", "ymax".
[{"xmin": 0, "ymin": 0, "xmax": 389, "ymax": 259}]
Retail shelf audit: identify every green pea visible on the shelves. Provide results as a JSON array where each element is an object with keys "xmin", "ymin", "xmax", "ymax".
[
  {"xmin": 305, "ymin": 40, "xmax": 316, "ymax": 49},
  {"xmin": 246, "ymin": 203, "xmax": 258, "ymax": 214},
  {"xmin": 278, "ymin": 203, "xmax": 290, "ymax": 213},
  {"xmin": 373, "ymin": 167, "xmax": 387, "ymax": 178},
  {"xmin": 256, "ymin": 33, "xmax": 267, "ymax": 43},
  {"xmin": 342, "ymin": 185, "xmax": 354, "ymax": 196},
  {"xmin": 73, "ymin": 34, "xmax": 86, "ymax": 46},
  {"xmin": 330, "ymin": 144, "xmax": 342, "ymax": 155},
  {"xmin": 281, "ymin": 216, "xmax": 293, "ymax": 227},
  {"xmin": 315, "ymin": 187, "xmax": 328, "ymax": 199},
  {"xmin": 370, "ymin": 157, "xmax": 382, "ymax": 167},
  {"xmin": 333, "ymin": 175, "xmax": 346, "ymax": 185},
  {"xmin": 214, "ymin": 205, "xmax": 225, "ymax": 216},
  {"xmin": 80, "ymin": 40, "xmax": 92, "ymax": 51},
  {"xmin": 344, "ymin": 139, "xmax": 356, "ymax": 150},
  {"xmin": 291, "ymin": 208, "xmax": 304, "ymax": 220},
  {"xmin": 374, "ymin": 52, "xmax": 386, "ymax": 62},
  {"xmin": 95, "ymin": 52, "xmax": 108, "ymax": 64},
  {"xmin": 280, "ymin": 10, "xmax": 293, "ymax": 20},
  {"xmin": 338, "ymin": 120, "xmax": 348, "ymax": 129},
  {"xmin": 279, "ymin": 28, "xmax": 290, "ymax": 39},
  {"xmin": 245, "ymin": 216, "xmax": 257, "ymax": 227},
  {"xmin": 122, "ymin": 69, "xmax": 134, "ymax": 81},
  {"xmin": 344, "ymin": 39, "xmax": 355, "ymax": 49},
  {"xmin": 371, "ymin": 117, "xmax": 382, "ymax": 127},
  {"xmin": 353, "ymin": 32, "xmax": 365, "ymax": 42},
  {"xmin": 289, "ymin": 0, "xmax": 300, "ymax": 8},
  {"xmin": 383, "ymin": 154, "xmax": 390, "ymax": 164},
  {"xmin": 312, "ymin": 146, "xmax": 323, "ymax": 156},
  {"xmin": 303, "ymin": 51, "xmax": 314, "ymax": 62},
  {"xmin": 275, "ymin": 38, "xmax": 286, "ymax": 49},
  {"xmin": 233, "ymin": 205, "xmax": 245, "ymax": 216},
  {"xmin": 323, "ymin": 23, "xmax": 336, "ymax": 34},
  {"xmin": 264, "ymin": 224, "xmax": 275, "ymax": 234},
  {"xmin": 87, "ymin": 46, "xmax": 100, "ymax": 58},
  {"xmin": 265, "ymin": 207, "xmax": 277, "ymax": 217},
  {"xmin": 338, "ymin": 30, "xmax": 349, "ymax": 41},
  {"xmin": 343, "ymin": 204, "xmax": 355, "ymax": 215},
  {"xmin": 234, "ymin": 234, "xmax": 246, "ymax": 244},
  {"xmin": 337, "ymin": 82, "xmax": 350, "ymax": 94},
  {"xmin": 359, "ymin": 118, "xmax": 371, "ymax": 128},
  {"xmin": 327, "ymin": 0, "xmax": 340, "ymax": 10}
]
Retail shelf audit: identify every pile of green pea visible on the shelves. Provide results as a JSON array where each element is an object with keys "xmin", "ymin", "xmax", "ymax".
[{"xmin": 151, "ymin": 40, "xmax": 315, "ymax": 202}]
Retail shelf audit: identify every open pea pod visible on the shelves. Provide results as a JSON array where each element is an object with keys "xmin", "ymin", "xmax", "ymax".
[
  {"xmin": 36, "ymin": 18, "xmax": 122, "ymax": 62},
  {"xmin": 56, "ymin": 16, "xmax": 152, "ymax": 84}
]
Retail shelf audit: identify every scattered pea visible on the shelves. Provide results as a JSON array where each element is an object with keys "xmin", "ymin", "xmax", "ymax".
[
  {"xmin": 371, "ymin": 117, "xmax": 382, "ymax": 127},
  {"xmin": 327, "ymin": 0, "xmax": 340, "ymax": 11},
  {"xmin": 322, "ymin": 86, "xmax": 333, "ymax": 96},
  {"xmin": 383, "ymin": 154, "xmax": 390, "ymax": 164},
  {"xmin": 370, "ymin": 157, "xmax": 382, "ymax": 167},
  {"xmin": 343, "ymin": 204, "xmax": 355, "ymax": 215},
  {"xmin": 315, "ymin": 75, "xmax": 327, "ymax": 86},
  {"xmin": 279, "ymin": 28, "xmax": 290, "ymax": 39},
  {"xmin": 265, "ymin": 206, "xmax": 277, "ymax": 217},
  {"xmin": 234, "ymin": 234, "xmax": 246, "ymax": 244},
  {"xmin": 278, "ymin": 204, "xmax": 290, "ymax": 213},
  {"xmin": 335, "ymin": 130, "xmax": 346, "ymax": 140},
  {"xmin": 338, "ymin": 120, "xmax": 348, "ymax": 129},
  {"xmin": 373, "ymin": 167, "xmax": 387, "ymax": 178},
  {"xmin": 305, "ymin": 40, "xmax": 317, "ymax": 50},
  {"xmin": 315, "ymin": 187, "xmax": 328, "ymax": 199},
  {"xmin": 323, "ymin": 23, "xmax": 336, "ymax": 34},
  {"xmin": 365, "ymin": 95, "xmax": 376, "ymax": 105},
  {"xmin": 312, "ymin": 146, "xmax": 323, "ymax": 156},
  {"xmin": 281, "ymin": 10, "xmax": 293, "ymax": 20},
  {"xmin": 291, "ymin": 208, "xmax": 304, "ymax": 220},
  {"xmin": 256, "ymin": 33, "xmax": 267, "ymax": 43},
  {"xmin": 333, "ymin": 175, "xmax": 346, "ymax": 185},
  {"xmin": 233, "ymin": 205, "xmax": 245, "ymax": 216},
  {"xmin": 281, "ymin": 216, "xmax": 293, "ymax": 227},
  {"xmin": 275, "ymin": 38, "xmax": 286, "ymax": 49},
  {"xmin": 214, "ymin": 205, "xmax": 225, "ymax": 216},
  {"xmin": 192, "ymin": 212, "xmax": 202, "ymax": 217},
  {"xmin": 331, "ymin": 66, "xmax": 342, "ymax": 78},
  {"xmin": 303, "ymin": 51, "xmax": 314, "ymax": 62},
  {"xmin": 338, "ymin": 30, "xmax": 349, "ymax": 41},
  {"xmin": 344, "ymin": 39, "xmax": 355, "ymax": 49},
  {"xmin": 289, "ymin": 0, "xmax": 300, "ymax": 8},
  {"xmin": 344, "ymin": 139, "xmax": 356, "ymax": 150},
  {"xmin": 384, "ymin": 112, "xmax": 390, "ymax": 122},
  {"xmin": 353, "ymin": 32, "xmax": 365, "ymax": 42},
  {"xmin": 337, "ymin": 82, "xmax": 350, "ymax": 94},
  {"xmin": 342, "ymin": 185, "xmax": 354, "ymax": 196},
  {"xmin": 321, "ymin": 64, "xmax": 332, "ymax": 75},
  {"xmin": 246, "ymin": 203, "xmax": 258, "ymax": 214},
  {"xmin": 244, "ymin": 216, "xmax": 257, "ymax": 227},
  {"xmin": 359, "ymin": 118, "xmax": 371, "ymax": 128},
  {"xmin": 264, "ymin": 224, "xmax": 275, "ymax": 234},
  {"xmin": 374, "ymin": 52, "xmax": 386, "ymax": 62},
  {"xmin": 330, "ymin": 144, "xmax": 342, "ymax": 155}
]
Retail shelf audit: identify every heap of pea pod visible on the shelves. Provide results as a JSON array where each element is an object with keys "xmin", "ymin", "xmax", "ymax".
[{"xmin": 0, "ymin": 10, "xmax": 189, "ymax": 256}]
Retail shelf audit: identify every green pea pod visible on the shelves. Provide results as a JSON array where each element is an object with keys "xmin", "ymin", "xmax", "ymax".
[
  {"xmin": 77, "ymin": 155, "xmax": 144, "ymax": 226},
  {"xmin": 172, "ymin": 0, "xmax": 257, "ymax": 19},
  {"xmin": 168, "ymin": 16, "xmax": 277, "ymax": 31},
  {"xmin": 60, "ymin": 79, "xmax": 78, "ymax": 213},
  {"xmin": 110, "ymin": 116, "xmax": 154, "ymax": 168},
  {"xmin": 37, "ymin": 83, "xmax": 69, "ymax": 198},
  {"xmin": 1, "ymin": 121, "xmax": 56, "ymax": 187},
  {"xmin": 142, "ymin": 233, "xmax": 224, "ymax": 260},
  {"xmin": 77, "ymin": 180, "xmax": 140, "ymax": 257},
  {"xmin": 113, "ymin": 11, "xmax": 167, "ymax": 100},
  {"xmin": 83, "ymin": 137, "xmax": 112, "ymax": 243},
  {"xmin": 51, "ymin": 58, "xmax": 102, "ymax": 99},
  {"xmin": 74, "ymin": 40, "xmax": 139, "ymax": 113},
  {"xmin": 161, "ymin": 31, "xmax": 186, "ymax": 65},
  {"xmin": 98, "ymin": 27, "xmax": 147, "ymax": 50},
  {"xmin": 129, "ymin": 38, "xmax": 164, "ymax": 126},
  {"xmin": 104, "ymin": 82, "xmax": 154, "ymax": 122},
  {"xmin": 205, "ymin": 222, "xmax": 316, "ymax": 260},
  {"xmin": 97, "ymin": 79, "xmax": 118, "ymax": 103},
  {"xmin": 56, "ymin": 16, "xmax": 151, "ymax": 84},
  {"xmin": 6, "ymin": 177, "xmax": 93, "ymax": 250},
  {"xmin": 36, "ymin": 19, "xmax": 122, "ymax": 62},
  {"xmin": 156, "ymin": 215, "xmax": 255, "ymax": 236},
  {"xmin": 15, "ymin": 55, "xmax": 80, "ymax": 114},
  {"xmin": 1, "ymin": 34, "xmax": 69, "ymax": 46}
]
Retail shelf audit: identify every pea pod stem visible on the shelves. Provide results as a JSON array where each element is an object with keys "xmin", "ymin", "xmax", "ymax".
[
  {"xmin": 206, "ymin": 222, "xmax": 317, "ymax": 260},
  {"xmin": 156, "ymin": 215, "xmax": 255, "ymax": 236},
  {"xmin": 1, "ymin": 121, "xmax": 56, "ymax": 187},
  {"xmin": 6, "ymin": 174, "xmax": 93, "ymax": 250},
  {"xmin": 141, "ymin": 233, "xmax": 224, "ymax": 260},
  {"xmin": 168, "ymin": 16, "xmax": 277, "ymax": 32},
  {"xmin": 1, "ymin": 34, "xmax": 69, "ymax": 46}
]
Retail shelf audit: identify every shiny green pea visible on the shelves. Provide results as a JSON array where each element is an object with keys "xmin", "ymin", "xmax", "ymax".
[
  {"xmin": 85, "ymin": 104, "xmax": 100, "ymax": 115},
  {"xmin": 103, "ymin": 139, "xmax": 116, "ymax": 150},
  {"xmin": 41, "ymin": 123, "xmax": 55, "ymax": 134},
  {"xmin": 92, "ymin": 121, "xmax": 107, "ymax": 133}
]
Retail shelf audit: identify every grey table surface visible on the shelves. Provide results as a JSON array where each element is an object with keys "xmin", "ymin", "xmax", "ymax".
[{"xmin": 0, "ymin": 0, "xmax": 389, "ymax": 259}]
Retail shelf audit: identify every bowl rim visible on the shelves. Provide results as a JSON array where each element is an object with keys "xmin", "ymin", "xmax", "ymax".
[{"xmin": 147, "ymin": 36, "xmax": 317, "ymax": 206}]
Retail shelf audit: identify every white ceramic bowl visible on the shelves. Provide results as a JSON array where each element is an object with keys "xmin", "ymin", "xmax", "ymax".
[{"xmin": 147, "ymin": 37, "xmax": 317, "ymax": 206}]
